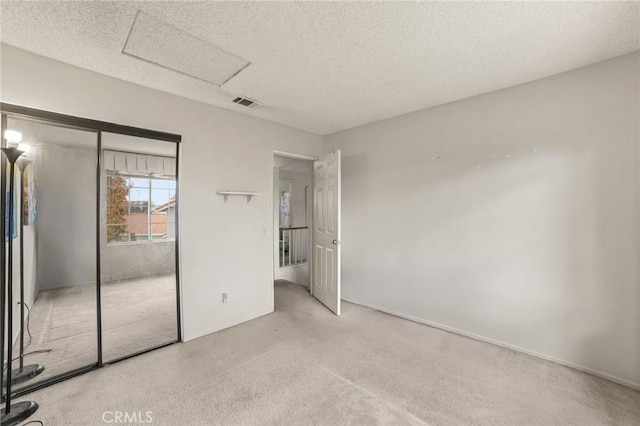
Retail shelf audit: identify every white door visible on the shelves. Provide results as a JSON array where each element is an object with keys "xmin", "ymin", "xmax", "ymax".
[{"xmin": 313, "ymin": 150, "xmax": 341, "ymax": 315}]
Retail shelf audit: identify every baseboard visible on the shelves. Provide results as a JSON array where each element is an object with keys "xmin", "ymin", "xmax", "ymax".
[
  {"xmin": 276, "ymin": 262, "xmax": 308, "ymax": 273},
  {"xmin": 183, "ymin": 307, "xmax": 275, "ymax": 343},
  {"xmin": 275, "ymin": 262, "xmax": 309, "ymax": 286},
  {"xmin": 39, "ymin": 280, "xmax": 96, "ymax": 291},
  {"xmin": 103, "ymin": 272, "xmax": 175, "ymax": 285},
  {"xmin": 342, "ymin": 297, "xmax": 640, "ymax": 391}
]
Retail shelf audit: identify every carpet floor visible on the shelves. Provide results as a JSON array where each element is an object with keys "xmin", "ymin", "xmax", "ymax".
[
  {"xmin": 10, "ymin": 274, "xmax": 178, "ymax": 393},
  {"xmin": 13, "ymin": 280, "xmax": 640, "ymax": 425}
]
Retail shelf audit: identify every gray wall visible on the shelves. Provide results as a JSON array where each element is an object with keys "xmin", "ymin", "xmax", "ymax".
[
  {"xmin": 2, "ymin": 45, "xmax": 323, "ymax": 342},
  {"xmin": 23, "ymin": 227, "xmax": 37, "ymax": 303},
  {"xmin": 100, "ymin": 241, "xmax": 175, "ymax": 283},
  {"xmin": 35, "ymin": 143, "xmax": 97, "ymax": 290},
  {"xmin": 34, "ymin": 141, "xmax": 176, "ymax": 288},
  {"xmin": 324, "ymin": 52, "xmax": 640, "ymax": 388}
]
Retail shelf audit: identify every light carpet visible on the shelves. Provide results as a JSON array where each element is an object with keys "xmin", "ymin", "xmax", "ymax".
[
  {"xmin": 13, "ymin": 280, "xmax": 640, "ymax": 425},
  {"xmin": 10, "ymin": 274, "xmax": 178, "ymax": 393}
]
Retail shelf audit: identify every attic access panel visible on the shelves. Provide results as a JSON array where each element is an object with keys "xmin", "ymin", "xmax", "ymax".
[{"xmin": 123, "ymin": 10, "xmax": 250, "ymax": 86}]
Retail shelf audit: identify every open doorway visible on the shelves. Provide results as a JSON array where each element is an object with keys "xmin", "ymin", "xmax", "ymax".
[
  {"xmin": 272, "ymin": 150, "xmax": 342, "ymax": 315},
  {"xmin": 273, "ymin": 154, "xmax": 313, "ymax": 287}
]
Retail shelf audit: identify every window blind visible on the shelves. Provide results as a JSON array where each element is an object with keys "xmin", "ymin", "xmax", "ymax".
[{"xmin": 103, "ymin": 150, "xmax": 176, "ymax": 177}]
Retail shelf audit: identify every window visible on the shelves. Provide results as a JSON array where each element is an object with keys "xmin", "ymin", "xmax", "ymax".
[{"xmin": 107, "ymin": 172, "xmax": 176, "ymax": 244}]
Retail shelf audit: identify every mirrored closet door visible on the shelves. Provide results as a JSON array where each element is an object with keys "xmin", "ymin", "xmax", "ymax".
[
  {"xmin": 1, "ymin": 103, "xmax": 181, "ymax": 400},
  {"xmin": 4, "ymin": 116, "xmax": 99, "ymax": 393},
  {"xmin": 99, "ymin": 133, "xmax": 179, "ymax": 362}
]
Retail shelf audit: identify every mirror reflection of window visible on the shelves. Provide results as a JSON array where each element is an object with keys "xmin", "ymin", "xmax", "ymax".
[
  {"xmin": 106, "ymin": 172, "xmax": 176, "ymax": 244},
  {"xmin": 0, "ymin": 113, "xmax": 182, "ymax": 397},
  {"xmin": 100, "ymin": 134, "xmax": 179, "ymax": 363}
]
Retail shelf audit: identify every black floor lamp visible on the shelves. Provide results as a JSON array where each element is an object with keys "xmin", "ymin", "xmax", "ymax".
[
  {"xmin": 12, "ymin": 158, "xmax": 45, "ymax": 385},
  {"xmin": 1, "ymin": 145, "xmax": 38, "ymax": 426}
]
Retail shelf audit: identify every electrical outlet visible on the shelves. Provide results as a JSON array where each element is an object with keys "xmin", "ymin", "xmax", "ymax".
[{"xmin": 222, "ymin": 293, "xmax": 228, "ymax": 304}]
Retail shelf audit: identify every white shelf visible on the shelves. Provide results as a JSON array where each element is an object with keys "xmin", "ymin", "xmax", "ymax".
[{"xmin": 217, "ymin": 190, "xmax": 261, "ymax": 203}]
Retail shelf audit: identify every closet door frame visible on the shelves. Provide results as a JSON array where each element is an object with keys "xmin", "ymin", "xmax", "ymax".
[{"xmin": 1, "ymin": 102, "xmax": 182, "ymax": 399}]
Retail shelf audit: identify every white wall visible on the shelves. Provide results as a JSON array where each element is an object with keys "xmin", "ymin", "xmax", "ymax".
[
  {"xmin": 0, "ymin": 44, "xmax": 323, "ymax": 341},
  {"xmin": 324, "ymin": 53, "xmax": 640, "ymax": 389}
]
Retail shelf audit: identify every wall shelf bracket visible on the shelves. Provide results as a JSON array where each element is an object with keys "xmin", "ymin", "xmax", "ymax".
[{"xmin": 217, "ymin": 190, "xmax": 261, "ymax": 203}]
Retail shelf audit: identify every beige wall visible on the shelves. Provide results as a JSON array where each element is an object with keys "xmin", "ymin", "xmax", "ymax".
[{"xmin": 324, "ymin": 53, "xmax": 640, "ymax": 388}]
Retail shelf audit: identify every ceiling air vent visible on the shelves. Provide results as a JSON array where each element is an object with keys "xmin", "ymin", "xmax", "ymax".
[{"xmin": 232, "ymin": 97, "xmax": 260, "ymax": 109}]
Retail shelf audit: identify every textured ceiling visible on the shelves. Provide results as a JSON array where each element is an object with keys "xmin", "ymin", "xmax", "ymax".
[{"xmin": 1, "ymin": 1, "xmax": 638, "ymax": 135}]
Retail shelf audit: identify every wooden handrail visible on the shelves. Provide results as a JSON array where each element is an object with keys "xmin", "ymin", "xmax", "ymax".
[{"xmin": 279, "ymin": 226, "xmax": 309, "ymax": 231}]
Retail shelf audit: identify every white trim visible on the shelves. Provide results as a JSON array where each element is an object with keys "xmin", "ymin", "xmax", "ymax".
[
  {"xmin": 107, "ymin": 238, "xmax": 175, "ymax": 247},
  {"xmin": 273, "ymin": 150, "xmax": 317, "ymax": 161},
  {"xmin": 637, "ymin": 97, "xmax": 640, "ymax": 390},
  {"xmin": 276, "ymin": 263, "xmax": 309, "ymax": 288},
  {"xmin": 343, "ymin": 297, "xmax": 640, "ymax": 391},
  {"xmin": 176, "ymin": 142, "xmax": 185, "ymax": 342},
  {"xmin": 39, "ymin": 280, "xmax": 97, "ymax": 291},
  {"xmin": 278, "ymin": 262, "xmax": 309, "ymax": 272},
  {"xmin": 272, "ymin": 167, "xmax": 280, "ymax": 286},
  {"xmin": 275, "ymin": 262, "xmax": 310, "ymax": 286}
]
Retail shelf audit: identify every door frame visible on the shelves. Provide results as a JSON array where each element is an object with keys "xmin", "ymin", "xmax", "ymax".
[{"xmin": 272, "ymin": 150, "xmax": 317, "ymax": 301}]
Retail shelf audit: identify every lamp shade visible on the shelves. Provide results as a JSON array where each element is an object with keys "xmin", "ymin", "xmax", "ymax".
[{"xmin": 1, "ymin": 147, "xmax": 25, "ymax": 164}]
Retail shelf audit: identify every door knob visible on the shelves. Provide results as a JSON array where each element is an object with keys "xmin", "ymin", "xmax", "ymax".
[{"xmin": 332, "ymin": 240, "xmax": 337, "ymax": 245}]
